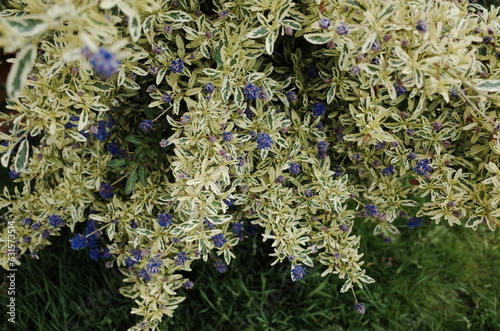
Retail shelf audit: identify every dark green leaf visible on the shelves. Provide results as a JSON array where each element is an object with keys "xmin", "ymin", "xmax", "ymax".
[{"xmin": 125, "ymin": 168, "xmax": 137, "ymax": 195}]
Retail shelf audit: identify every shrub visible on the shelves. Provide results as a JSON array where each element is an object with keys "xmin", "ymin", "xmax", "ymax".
[{"xmin": 0, "ymin": 0, "xmax": 499, "ymax": 330}]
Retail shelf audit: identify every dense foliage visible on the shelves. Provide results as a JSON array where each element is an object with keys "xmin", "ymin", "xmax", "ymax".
[{"xmin": 0, "ymin": 0, "xmax": 499, "ymax": 329}]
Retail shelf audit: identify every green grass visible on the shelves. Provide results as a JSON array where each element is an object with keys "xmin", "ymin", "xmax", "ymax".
[{"xmin": 2, "ymin": 210, "xmax": 497, "ymax": 330}]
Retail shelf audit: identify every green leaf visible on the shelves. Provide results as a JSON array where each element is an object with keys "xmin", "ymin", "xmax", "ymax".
[
  {"xmin": 248, "ymin": 26, "xmax": 269, "ymax": 38},
  {"xmin": 138, "ymin": 165, "xmax": 147, "ymax": 186},
  {"xmin": 304, "ymin": 33, "xmax": 331, "ymax": 45},
  {"xmin": 281, "ymin": 20, "xmax": 301, "ymax": 30},
  {"xmin": 7, "ymin": 18, "xmax": 47, "ymax": 36},
  {"xmin": 14, "ymin": 139, "xmax": 29, "ymax": 172},
  {"xmin": 359, "ymin": 275, "xmax": 376, "ymax": 284},
  {"xmin": 340, "ymin": 279, "xmax": 352, "ymax": 293},
  {"xmin": 88, "ymin": 81, "xmax": 114, "ymax": 92},
  {"xmin": 126, "ymin": 135, "xmax": 143, "ymax": 146},
  {"xmin": 265, "ymin": 30, "xmax": 277, "ymax": 55},
  {"xmin": 128, "ymin": 14, "xmax": 141, "ymax": 42},
  {"xmin": 345, "ymin": 0, "xmax": 366, "ymax": 11},
  {"xmin": 107, "ymin": 158, "xmax": 126, "ymax": 168},
  {"xmin": 161, "ymin": 10, "xmax": 192, "ymax": 22},
  {"xmin": 7, "ymin": 44, "xmax": 36, "ymax": 99},
  {"xmin": 89, "ymin": 103, "xmax": 109, "ymax": 111},
  {"xmin": 221, "ymin": 75, "xmax": 231, "ymax": 102},
  {"xmin": 125, "ymin": 168, "xmax": 137, "ymax": 195},
  {"xmin": 475, "ymin": 80, "xmax": 500, "ymax": 92},
  {"xmin": 202, "ymin": 68, "xmax": 221, "ymax": 77}
]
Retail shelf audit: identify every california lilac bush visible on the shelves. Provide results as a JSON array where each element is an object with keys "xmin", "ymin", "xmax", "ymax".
[{"xmin": 1, "ymin": 0, "xmax": 499, "ymax": 329}]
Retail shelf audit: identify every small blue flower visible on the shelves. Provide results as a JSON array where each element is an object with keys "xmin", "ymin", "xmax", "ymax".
[
  {"xmin": 224, "ymin": 198, "xmax": 235, "ymax": 206},
  {"xmin": 31, "ymin": 223, "xmax": 41, "ymax": 231},
  {"xmin": 289, "ymin": 162, "xmax": 301, "ymax": 175},
  {"xmin": 9, "ymin": 170, "xmax": 20, "ymax": 179},
  {"xmin": 381, "ymin": 165, "xmax": 394, "ymax": 176},
  {"xmin": 408, "ymin": 216, "xmax": 423, "ymax": 228},
  {"xmin": 311, "ymin": 102, "xmax": 326, "ymax": 117},
  {"xmin": 407, "ymin": 152, "xmax": 417, "ymax": 160},
  {"xmin": 371, "ymin": 57, "xmax": 380, "ymax": 65},
  {"xmin": 138, "ymin": 268, "xmax": 151, "ymax": 282},
  {"xmin": 354, "ymin": 302, "xmax": 366, "ymax": 314},
  {"xmin": 169, "ymin": 58, "xmax": 185, "ymax": 73},
  {"xmin": 222, "ymin": 131, "xmax": 233, "ymax": 142},
  {"xmin": 99, "ymin": 182, "xmax": 113, "ymax": 199},
  {"xmin": 70, "ymin": 234, "xmax": 89, "ymax": 250},
  {"xmin": 319, "ymin": 18, "xmax": 331, "ymax": 29},
  {"xmin": 212, "ymin": 233, "xmax": 227, "ymax": 248},
  {"xmin": 48, "ymin": 215, "xmax": 63, "ymax": 227},
  {"xmin": 256, "ymin": 132, "xmax": 274, "ymax": 150},
  {"xmin": 162, "ymin": 94, "xmax": 172, "ymax": 103},
  {"xmin": 286, "ymin": 91, "xmax": 298, "ymax": 102},
  {"xmin": 147, "ymin": 257, "xmax": 163, "ymax": 274},
  {"xmin": 365, "ymin": 204, "xmax": 379, "ymax": 216},
  {"xmin": 213, "ymin": 259, "xmax": 226, "ymax": 273},
  {"xmin": 371, "ymin": 39, "xmax": 380, "ymax": 52},
  {"xmin": 203, "ymin": 219, "xmax": 216, "ymax": 229},
  {"xmin": 107, "ymin": 142, "xmax": 122, "ymax": 156},
  {"xmin": 182, "ymin": 280, "xmax": 194, "ymax": 289},
  {"xmin": 140, "ymin": 120, "xmax": 154, "ymax": 132},
  {"xmin": 203, "ymin": 83, "xmax": 215, "ymax": 94},
  {"xmin": 89, "ymin": 47, "xmax": 121, "ymax": 79},
  {"xmin": 21, "ymin": 218, "xmax": 32, "ymax": 226},
  {"xmin": 318, "ymin": 141, "xmax": 329, "ymax": 154},
  {"xmin": 175, "ymin": 252, "xmax": 188, "ymax": 265},
  {"xmin": 243, "ymin": 83, "xmax": 260, "ymax": 100},
  {"xmin": 339, "ymin": 224, "xmax": 350, "ymax": 232},
  {"xmin": 291, "ymin": 265, "xmax": 306, "ymax": 281},
  {"xmin": 394, "ymin": 82, "xmax": 407, "ymax": 96},
  {"xmin": 305, "ymin": 190, "xmax": 314, "ymax": 198},
  {"xmin": 93, "ymin": 120, "xmax": 111, "ymax": 141},
  {"xmin": 413, "ymin": 159, "xmax": 432, "ymax": 175},
  {"xmin": 237, "ymin": 156, "xmax": 245, "ymax": 167},
  {"xmin": 158, "ymin": 213, "xmax": 174, "ymax": 227},
  {"xmin": 416, "ymin": 20, "xmax": 429, "ymax": 33},
  {"xmin": 335, "ymin": 23, "xmax": 348, "ymax": 35}
]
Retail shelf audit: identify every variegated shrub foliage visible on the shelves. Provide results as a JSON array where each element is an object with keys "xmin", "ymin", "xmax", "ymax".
[{"xmin": 1, "ymin": 0, "xmax": 500, "ymax": 329}]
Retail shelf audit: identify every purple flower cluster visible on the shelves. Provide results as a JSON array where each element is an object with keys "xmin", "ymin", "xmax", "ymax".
[
  {"xmin": 169, "ymin": 58, "xmax": 185, "ymax": 73},
  {"xmin": 408, "ymin": 216, "xmax": 423, "ymax": 228},
  {"xmin": 107, "ymin": 142, "xmax": 122, "ymax": 156},
  {"xmin": 243, "ymin": 82, "xmax": 260, "ymax": 100},
  {"xmin": 146, "ymin": 256, "xmax": 163, "ymax": 274},
  {"xmin": 289, "ymin": 162, "xmax": 301, "ymax": 175},
  {"xmin": 354, "ymin": 302, "xmax": 366, "ymax": 314},
  {"xmin": 232, "ymin": 222, "xmax": 245, "ymax": 241},
  {"xmin": 319, "ymin": 18, "xmax": 331, "ymax": 29},
  {"xmin": 381, "ymin": 164, "xmax": 395, "ymax": 176},
  {"xmin": 89, "ymin": 47, "xmax": 121, "ymax": 79},
  {"xmin": 70, "ymin": 233, "xmax": 88, "ymax": 250},
  {"xmin": 140, "ymin": 120, "xmax": 154, "ymax": 132},
  {"xmin": 318, "ymin": 141, "xmax": 328, "ymax": 159},
  {"xmin": 365, "ymin": 204, "xmax": 379, "ymax": 216},
  {"xmin": 93, "ymin": 120, "xmax": 112, "ymax": 141},
  {"xmin": 286, "ymin": 91, "xmax": 298, "ymax": 102},
  {"xmin": 182, "ymin": 280, "xmax": 194, "ymax": 289},
  {"xmin": 175, "ymin": 252, "xmax": 188, "ymax": 265},
  {"xmin": 222, "ymin": 131, "xmax": 233, "ymax": 142},
  {"xmin": 413, "ymin": 159, "xmax": 432, "ymax": 175},
  {"xmin": 394, "ymin": 82, "xmax": 407, "ymax": 96},
  {"xmin": 99, "ymin": 182, "xmax": 113, "ymax": 199},
  {"xmin": 203, "ymin": 83, "xmax": 215, "ymax": 94},
  {"xmin": 335, "ymin": 23, "xmax": 348, "ymax": 35},
  {"xmin": 291, "ymin": 265, "xmax": 306, "ymax": 281},
  {"xmin": 311, "ymin": 102, "xmax": 326, "ymax": 117},
  {"xmin": 256, "ymin": 132, "xmax": 274, "ymax": 150},
  {"xmin": 213, "ymin": 259, "xmax": 227, "ymax": 273},
  {"xmin": 212, "ymin": 233, "xmax": 227, "ymax": 248},
  {"xmin": 158, "ymin": 213, "xmax": 174, "ymax": 227}
]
